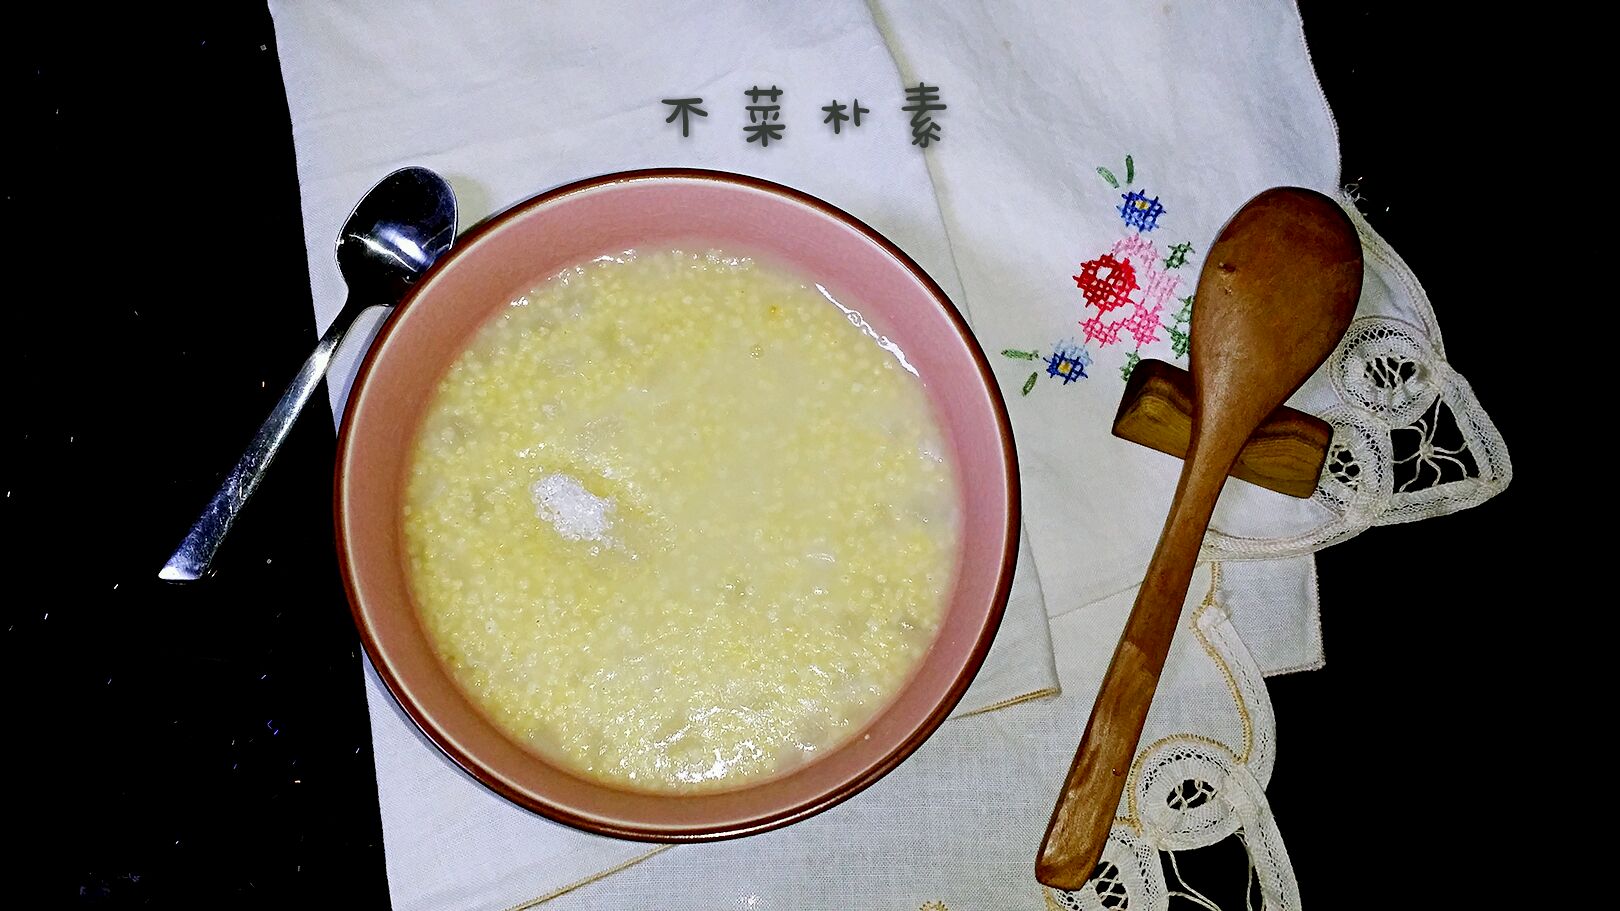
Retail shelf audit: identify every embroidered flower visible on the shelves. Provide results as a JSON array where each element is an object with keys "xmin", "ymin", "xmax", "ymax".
[
  {"xmin": 1111, "ymin": 233, "xmax": 1157, "ymax": 265},
  {"xmin": 1045, "ymin": 341, "xmax": 1091, "ymax": 384},
  {"xmin": 1118, "ymin": 189, "xmax": 1165, "ymax": 231},
  {"xmin": 1137, "ymin": 268, "xmax": 1180, "ymax": 313},
  {"xmin": 1002, "ymin": 339, "xmax": 1092, "ymax": 394},
  {"xmin": 1001, "ymin": 156, "xmax": 1203, "ymax": 400},
  {"xmin": 1073, "ymin": 253, "xmax": 1138, "ymax": 314},
  {"xmin": 1118, "ymin": 301, "xmax": 1164, "ymax": 348},
  {"xmin": 1081, "ymin": 312, "xmax": 1124, "ymax": 347}
]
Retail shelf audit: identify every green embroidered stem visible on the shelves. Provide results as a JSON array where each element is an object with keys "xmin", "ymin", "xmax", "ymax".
[
  {"xmin": 1120, "ymin": 350, "xmax": 1142, "ymax": 381},
  {"xmin": 1021, "ymin": 371, "xmax": 1038, "ymax": 396},
  {"xmin": 1125, "ymin": 154, "xmax": 1135, "ymax": 185},
  {"xmin": 1166, "ymin": 325, "xmax": 1190, "ymax": 359},
  {"xmin": 1096, "ymin": 167, "xmax": 1119, "ymax": 189},
  {"xmin": 1164, "ymin": 294, "xmax": 1194, "ymax": 358},
  {"xmin": 1001, "ymin": 348, "xmax": 1038, "ymax": 360}
]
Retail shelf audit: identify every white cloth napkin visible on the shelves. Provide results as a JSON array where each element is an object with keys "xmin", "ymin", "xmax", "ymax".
[
  {"xmin": 264, "ymin": 0, "xmax": 1495, "ymax": 907},
  {"xmin": 274, "ymin": 2, "xmax": 1067, "ymax": 906}
]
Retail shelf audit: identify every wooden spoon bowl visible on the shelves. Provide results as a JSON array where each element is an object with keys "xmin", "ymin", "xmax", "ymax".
[{"xmin": 1035, "ymin": 187, "xmax": 1363, "ymax": 890}]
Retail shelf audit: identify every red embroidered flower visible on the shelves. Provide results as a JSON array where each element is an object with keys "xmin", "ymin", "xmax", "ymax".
[{"xmin": 1073, "ymin": 253, "xmax": 1137, "ymax": 314}]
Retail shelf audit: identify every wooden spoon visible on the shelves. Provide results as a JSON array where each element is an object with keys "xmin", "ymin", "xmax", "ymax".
[{"xmin": 1035, "ymin": 187, "xmax": 1363, "ymax": 891}]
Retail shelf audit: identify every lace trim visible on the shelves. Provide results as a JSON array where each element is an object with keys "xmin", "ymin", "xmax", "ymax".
[
  {"xmin": 1116, "ymin": 566, "xmax": 1251, "ymax": 833},
  {"xmin": 1045, "ymin": 564, "xmax": 1296, "ymax": 910},
  {"xmin": 1203, "ymin": 200, "xmax": 1510, "ymax": 560}
]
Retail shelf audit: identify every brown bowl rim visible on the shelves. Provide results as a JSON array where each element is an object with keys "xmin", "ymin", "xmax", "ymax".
[{"xmin": 333, "ymin": 167, "xmax": 1021, "ymax": 841}]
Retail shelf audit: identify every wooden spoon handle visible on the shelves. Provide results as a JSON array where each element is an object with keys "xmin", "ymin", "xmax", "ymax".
[{"xmin": 1035, "ymin": 448, "xmax": 1230, "ymax": 890}]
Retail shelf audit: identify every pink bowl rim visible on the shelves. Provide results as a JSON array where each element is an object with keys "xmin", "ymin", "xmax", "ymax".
[{"xmin": 334, "ymin": 167, "xmax": 1021, "ymax": 841}]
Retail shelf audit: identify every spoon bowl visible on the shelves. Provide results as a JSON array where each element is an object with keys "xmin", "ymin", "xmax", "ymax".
[{"xmin": 337, "ymin": 167, "xmax": 459, "ymax": 301}]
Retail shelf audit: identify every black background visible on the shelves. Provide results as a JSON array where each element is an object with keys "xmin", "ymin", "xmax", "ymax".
[{"xmin": 5, "ymin": 2, "xmax": 1529, "ymax": 906}]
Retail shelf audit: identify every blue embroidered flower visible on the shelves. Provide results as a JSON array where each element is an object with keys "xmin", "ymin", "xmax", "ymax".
[
  {"xmin": 1045, "ymin": 341, "xmax": 1091, "ymax": 384},
  {"xmin": 1118, "ymin": 190, "xmax": 1165, "ymax": 232}
]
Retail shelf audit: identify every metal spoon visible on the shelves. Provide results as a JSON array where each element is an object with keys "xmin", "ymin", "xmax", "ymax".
[
  {"xmin": 1035, "ymin": 187, "xmax": 1362, "ymax": 889},
  {"xmin": 160, "ymin": 167, "xmax": 457, "ymax": 581}
]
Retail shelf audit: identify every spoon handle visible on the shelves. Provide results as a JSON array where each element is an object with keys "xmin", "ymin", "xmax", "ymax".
[
  {"xmin": 159, "ymin": 305, "xmax": 353, "ymax": 581},
  {"xmin": 1034, "ymin": 440, "xmax": 1234, "ymax": 890}
]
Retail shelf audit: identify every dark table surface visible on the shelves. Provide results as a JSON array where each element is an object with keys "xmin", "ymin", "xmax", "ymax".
[{"xmin": 6, "ymin": 3, "xmax": 1528, "ymax": 906}]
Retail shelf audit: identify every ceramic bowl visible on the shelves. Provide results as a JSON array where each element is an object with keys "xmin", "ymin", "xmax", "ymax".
[{"xmin": 336, "ymin": 169, "xmax": 1019, "ymax": 840}]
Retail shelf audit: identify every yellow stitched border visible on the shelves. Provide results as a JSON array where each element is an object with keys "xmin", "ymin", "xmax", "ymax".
[
  {"xmin": 1113, "ymin": 562, "xmax": 1254, "ymax": 831},
  {"xmin": 953, "ymin": 686, "xmax": 1062, "ymax": 718},
  {"xmin": 1194, "ymin": 563, "xmax": 1253, "ymax": 764},
  {"xmin": 505, "ymin": 845, "xmax": 672, "ymax": 910}
]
